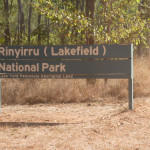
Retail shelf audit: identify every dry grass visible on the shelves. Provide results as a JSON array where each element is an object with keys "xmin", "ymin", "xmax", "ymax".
[
  {"xmin": 134, "ymin": 56, "xmax": 150, "ymax": 97},
  {"xmin": 0, "ymin": 98, "xmax": 150, "ymax": 150},
  {"xmin": 1, "ymin": 56, "xmax": 150, "ymax": 150},
  {"xmin": 1, "ymin": 56, "xmax": 150, "ymax": 105}
]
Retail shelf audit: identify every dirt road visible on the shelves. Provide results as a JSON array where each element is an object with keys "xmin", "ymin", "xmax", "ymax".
[{"xmin": 0, "ymin": 98, "xmax": 150, "ymax": 150}]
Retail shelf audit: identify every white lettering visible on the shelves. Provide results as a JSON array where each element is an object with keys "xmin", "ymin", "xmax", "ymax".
[
  {"xmin": 51, "ymin": 47, "xmax": 58, "ymax": 56},
  {"xmin": 42, "ymin": 63, "xmax": 66, "ymax": 72},
  {"xmin": 14, "ymin": 49, "xmax": 20, "ymax": 58},
  {"xmin": 93, "ymin": 46, "xmax": 99, "ymax": 55},
  {"xmin": 42, "ymin": 63, "xmax": 49, "ymax": 72},
  {"xmin": 0, "ymin": 63, "xmax": 5, "ymax": 71},
  {"xmin": 0, "ymin": 47, "xmax": 5, "ymax": 56}
]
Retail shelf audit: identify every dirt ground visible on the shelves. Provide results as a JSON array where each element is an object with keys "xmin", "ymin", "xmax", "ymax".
[{"xmin": 0, "ymin": 98, "xmax": 150, "ymax": 150}]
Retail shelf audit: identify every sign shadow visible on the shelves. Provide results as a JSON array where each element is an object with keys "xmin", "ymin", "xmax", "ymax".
[{"xmin": 0, "ymin": 121, "xmax": 80, "ymax": 127}]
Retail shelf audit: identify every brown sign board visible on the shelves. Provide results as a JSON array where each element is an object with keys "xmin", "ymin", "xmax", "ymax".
[
  {"xmin": 0, "ymin": 45, "xmax": 132, "ymax": 59},
  {"xmin": 0, "ymin": 44, "xmax": 133, "ymax": 79},
  {"xmin": 0, "ymin": 44, "xmax": 133, "ymax": 109}
]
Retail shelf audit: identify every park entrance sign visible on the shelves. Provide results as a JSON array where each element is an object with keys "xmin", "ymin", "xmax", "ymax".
[{"xmin": 0, "ymin": 44, "xmax": 133, "ymax": 109}]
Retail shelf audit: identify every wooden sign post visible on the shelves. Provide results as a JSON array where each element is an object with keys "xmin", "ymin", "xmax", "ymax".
[{"xmin": 0, "ymin": 44, "xmax": 133, "ymax": 110}]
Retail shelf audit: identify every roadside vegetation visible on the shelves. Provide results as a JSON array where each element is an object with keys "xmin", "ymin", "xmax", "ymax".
[
  {"xmin": 1, "ymin": 55, "xmax": 150, "ymax": 104},
  {"xmin": 0, "ymin": 0, "xmax": 150, "ymax": 104}
]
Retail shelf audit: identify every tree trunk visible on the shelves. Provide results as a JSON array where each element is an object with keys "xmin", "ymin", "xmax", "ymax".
[
  {"xmin": 3, "ymin": 0, "xmax": 10, "ymax": 45},
  {"xmin": 60, "ymin": 0, "xmax": 65, "ymax": 45},
  {"xmin": 62, "ymin": 0, "xmax": 65, "ymax": 9},
  {"xmin": 38, "ymin": 13, "xmax": 41, "ymax": 45},
  {"xmin": 76, "ymin": 0, "xmax": 79, "ymax": 10},
  {"xmin": 17, "ymin": 0, "xmax": 24, "ymax": 44},
  {"xmin": 86, "ymin": 0, "xmax": 95, "ymax": 45},
  {"xmin": 28, "ymin": 0, "xmax": 32, "ymax": 44},
  {"xmin": 81, "ymin": 0, "xmax": 84, "ymax": 11},
  {"xmin": 21, "ymin": 2, "xmax": 25, "ymax": 33},
  {"xmin": 45, "ymin": 17, "xmax": 50, "ymax": 44},
  {"xmin": 86, "ymin": 0, "xmax": 96, "ymax": 85}
]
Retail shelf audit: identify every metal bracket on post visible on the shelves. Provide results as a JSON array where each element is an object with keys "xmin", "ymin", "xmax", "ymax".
[{"xmin": 129, "ymin": 44, "xmax": 133, "ymax": 110}]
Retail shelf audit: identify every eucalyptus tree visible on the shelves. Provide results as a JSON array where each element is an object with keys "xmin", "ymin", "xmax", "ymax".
[
  {"xmin": 94, "ymin": 0, "xmax": 149, "ymax": 51},
  {"xmin": 33, "ymin": 0, "xmax": 91, "ymax": 45},
  {"xmin": 0, "ymin": 0, "xmax": 149, "ymax": 55}
]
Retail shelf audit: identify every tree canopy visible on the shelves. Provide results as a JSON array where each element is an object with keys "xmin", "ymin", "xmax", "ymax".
[{"xmin": 0, "ymin": 0, "xmax": 149, "ymax": 54}]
